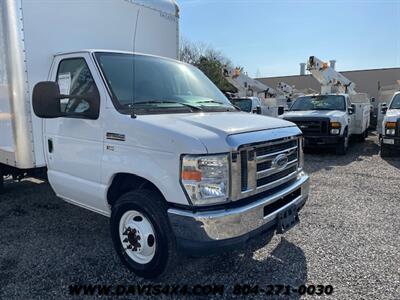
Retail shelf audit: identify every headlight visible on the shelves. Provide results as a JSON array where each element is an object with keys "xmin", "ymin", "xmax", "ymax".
[
  {"xmin": 385, "ymin": 122, "xmax": 396, "ymax": 135},
  {"xmin": 181, "ymin": 154, "xmax": 229, "ymax": 206},
  {"xmin": 330, "ymin": 122, "xmax": 341, "ymax": 135},
  {"xmin": 386, "ymin": 129, "xmax": 396, "ymax": 135}
]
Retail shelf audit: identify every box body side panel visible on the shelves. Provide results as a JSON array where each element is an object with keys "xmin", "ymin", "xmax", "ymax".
[
  {"xmin": 20, "ymin": 0, "xmax": 179, "ymax": 168},
  {"xmin": 0, "ymin": 1, "xmax": 36, "ymax": 168}
]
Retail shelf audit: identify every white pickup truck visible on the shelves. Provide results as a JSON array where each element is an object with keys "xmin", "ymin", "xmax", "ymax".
[
  {"xmin": 0, "ymin": 0, "xmax": 309, "ymax": 278},
  {"xmin": 229, "ymin": 96, "xmax": 286, "ymax": 117},
  {"xmin": 282, "ymin": 94, "xmax": 370, "ymax": 155},
  {"xmin": 379, "ymin": 92, "xmax": 400, "ymax": 156}
]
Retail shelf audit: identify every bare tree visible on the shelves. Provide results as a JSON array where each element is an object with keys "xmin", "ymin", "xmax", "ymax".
[{"xmin": 179, "ymin": 38, "xmax": 236, "ymax": 92}]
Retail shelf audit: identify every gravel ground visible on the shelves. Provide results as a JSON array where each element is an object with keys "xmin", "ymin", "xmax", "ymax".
[{"xmin": 0, "ymin": 132, "xmax": 399, "ymax": 299}]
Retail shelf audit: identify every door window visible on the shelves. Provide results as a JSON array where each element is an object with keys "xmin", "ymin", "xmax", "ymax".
[{"xmin": 57, "ymin": 58, "xmax": 100, "ymax": 119}]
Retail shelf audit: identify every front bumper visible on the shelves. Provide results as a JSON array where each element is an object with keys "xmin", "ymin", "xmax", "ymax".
[
  {"xmin": 304, "ymin": 135, "xmax": 341, "ymax": 147},
  {"xmin": 381, "ymin": 136, "xmax": 400, "ymax": 148},
  {"xmin": 168, "ymin": 173, "xmax": 309, "ymax": 255}
]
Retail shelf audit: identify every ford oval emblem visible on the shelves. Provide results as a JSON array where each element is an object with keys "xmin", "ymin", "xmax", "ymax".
[{"xmin": 272, "ymin": 154, "xmax": 289, "ymax": 169}]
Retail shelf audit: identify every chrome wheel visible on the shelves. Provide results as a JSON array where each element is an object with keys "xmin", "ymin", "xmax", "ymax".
[{"xmin": 119, "ymin": 210, "xmax": 156, "ymax": 264}]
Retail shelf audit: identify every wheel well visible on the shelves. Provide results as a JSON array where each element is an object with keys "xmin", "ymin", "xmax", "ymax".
[{"xmin": 107, "ymin": 173, "xmax": 165, "ymax": 207}]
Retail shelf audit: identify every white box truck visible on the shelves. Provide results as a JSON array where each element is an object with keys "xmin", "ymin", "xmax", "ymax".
[{"xmin": 0, "ymin": 0, "xmax": 309, "ymax": 278}]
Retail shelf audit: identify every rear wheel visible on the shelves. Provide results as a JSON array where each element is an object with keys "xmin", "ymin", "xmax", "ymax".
[
  {"xmin": 110, "ymin": 190, "xmax": 177, "ymax": 279},
  {"xmin": 336, "ymin": 130, "xmax": 349, "ymax": 155}
]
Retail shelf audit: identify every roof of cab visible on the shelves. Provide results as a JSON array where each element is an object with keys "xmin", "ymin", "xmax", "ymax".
[{"xmin": 134, "ymin": 0, "xmax": 179, "ymax": 16}]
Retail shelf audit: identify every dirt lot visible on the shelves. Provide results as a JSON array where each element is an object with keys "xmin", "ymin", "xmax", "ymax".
[{"xmin": 0, "ymin": 133, "xmax": 399, "ymax": 299}]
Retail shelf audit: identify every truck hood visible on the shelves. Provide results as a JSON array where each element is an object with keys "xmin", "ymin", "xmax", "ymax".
[
  {"xmin": 282, "ymin": 110, "xmax": 346, "ymax": 120},
  {"xmin": 384, "ymin": 109, "xmax": 400, "ymax": 122},
  {"xmin": 122, "ymin": 112, "xmax": 297, "ymax": 154}
]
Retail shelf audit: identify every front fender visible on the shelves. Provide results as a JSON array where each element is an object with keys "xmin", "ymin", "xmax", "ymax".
[{"xmin": 101, "ymin": 145, "xmax": 189, "ymax": 214}]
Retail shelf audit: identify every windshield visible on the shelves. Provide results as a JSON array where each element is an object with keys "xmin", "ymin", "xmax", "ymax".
[
  {"xmin": 390, "ymin": 94, "xmax": 400, "ymax": 109},
  {"xmin": 290, "ymin": 95, "xmax": 346, "ymax": 111},
  {"xmin": 230, "ymin": 98, "xmax": 253, "ymax": 112},
  {"xmin": 95, "ymin": 52, "xmax": 234, "ymax": 114}
]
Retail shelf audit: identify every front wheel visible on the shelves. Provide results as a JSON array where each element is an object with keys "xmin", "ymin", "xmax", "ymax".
[
  {"xmin": 110, "ymin": 190, "xmax": 178, "ymax": 279},
  {"xmin": 380, "ymin": 144, "xmax": 391, "ymax": 157},
  {"xmin": 357, "ymin": 130, "xmax": 368, "ymax": 142},
  {"xmin": 336, "ymin": 130, "xmax": 349, "ymax": 155}
]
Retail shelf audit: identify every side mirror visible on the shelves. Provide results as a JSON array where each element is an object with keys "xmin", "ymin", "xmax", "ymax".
[
  {"xmin": 348, "ymin": 104, "xmax": 355, "ymax": 115},
  {"xmin": 255, "ymin": 106, "xmax": 262, "ymax": 114},
  {"xmin": 381, "ymin": 103, "xmax": 388, "ymax": 114},
  {"xmin": 33, "ymin": 81, "xmax": 100, "ymax": 120},
  {"xmin": 278, "ymin": 106, "xmax": 285, "ymax": 116},
  {"xmin": 32, "ymin": 81, "xmax": 63, "ymax": 118}
]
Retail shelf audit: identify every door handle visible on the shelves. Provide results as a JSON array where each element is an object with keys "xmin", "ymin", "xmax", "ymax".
[{"xmin": 48, "ymin": 139, "xmax": 53, "ymax": 153}]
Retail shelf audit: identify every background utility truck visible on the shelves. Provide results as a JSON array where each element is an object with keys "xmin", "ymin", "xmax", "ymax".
[
  {"xmin": 282, "ymin": 56, "xmax": 370, "ymax": 155},
  {"xmin": 223, "ymin": 66, "xmax": 288, "ymax": 116},
  {"xmin": 379, "ymin": 91, "xmax": 400, "ymax": 156},
  {"xmin": 0, "ymin": 1, "xmax": 309, "ymax": 278},
  {"xmin": 229, "ymin": 96, "xmax": 264, "ymax": 114}
]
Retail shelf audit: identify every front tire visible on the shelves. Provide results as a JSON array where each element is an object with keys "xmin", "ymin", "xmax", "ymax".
[
  {"xmin": 380, "ymin": 144, "xmax": 391, "ymax": 157},
  {"xmin": 357, "ymin": 130, "xmax": 367, "ymax": 142},
  {"xmin": 336, "ymin": 130, "xmax": 349, "ymax": 155},
  {"xmin": 110, "ymin": 190, "xmax": 178, "ymax": 279}
]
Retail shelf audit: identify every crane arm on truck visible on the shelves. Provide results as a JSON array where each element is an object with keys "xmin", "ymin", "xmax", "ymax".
[
  {"xmin": 223, "ymin": 66, "xmax": 276, "ymax": 98},
  {"xmin": 307, "ymin": 56, "xmax": 356, "ymax": 95},
  {"xmin": 276, "ymin": 82, "xmax": 305, "ymax": 100}
]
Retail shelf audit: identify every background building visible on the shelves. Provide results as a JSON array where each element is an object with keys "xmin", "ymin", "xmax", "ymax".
[{"xmin": 257, "ymin": 67, "xmax": 400, "ymax": 100}]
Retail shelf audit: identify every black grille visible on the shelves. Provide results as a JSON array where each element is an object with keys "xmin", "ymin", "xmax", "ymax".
[
  {"xmin": 256, "ymin": 140, "xmax": 297, "ymax": 157},
  {"xmin": 285, "ymin": 118, "xmax": 330, "ymax": 136},
  {"xmin": 287, "ymin": 151, "xmax": 298, "ymax": 162},
  {"xmin": 397, "ymin": 120, "xmax": 400, "ymax": 136},
  {"xmin": 257, "ymin": 166, "xmax": 297, "ymax": 187},
  {"xmin": 240, "ymin": 150, "xmax": 248, "ymax": 191},
  {"xmin": 257, "ymin": 161, "xmax": 272, "ymax": 172}
]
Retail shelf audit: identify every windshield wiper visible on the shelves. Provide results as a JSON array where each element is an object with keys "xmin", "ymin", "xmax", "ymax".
[
  {"xmin": 195, "ymin": 99, "xmax": 225, "ymax": 105},
  {"xmin": 195, "ymin": 99, "xmax": 238, "ymax": 111},
  {"xmin": 313, "ymin": 108, "xmax": 338, "ymax": 110},
  {"xmin": 131, "ymin": 100, "xmax": 203, "ymax": 112}
]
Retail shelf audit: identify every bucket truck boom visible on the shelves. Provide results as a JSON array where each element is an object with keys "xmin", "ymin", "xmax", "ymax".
[{"xmin": 307, "ymin": 56, "xmax": 356, "ymax": 95}]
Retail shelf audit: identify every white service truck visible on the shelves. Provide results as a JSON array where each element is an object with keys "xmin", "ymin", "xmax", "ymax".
[
  {"xmin": 282, "ymin": 56, "xmax": 370, "ymax": 155},
  {"xmin": 0, "ymin": 0, "xmax": 309, "ymax": 278},
  {"xmin": 230, "ymin": 96, "xmax": 263, "ymax": 114},
  {"xmin": 379, "ymin": 91, "xmax": 400, "ymax": 156}
]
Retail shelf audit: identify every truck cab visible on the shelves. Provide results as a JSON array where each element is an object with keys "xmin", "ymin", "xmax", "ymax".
[
  {"xmin": 281, "ymin": 94, "xmax": 370, "ymax": 155},
  {"xmin": 230, "ymin": 96, "xmax": 262, "ymax": 114},
  {"xmin": 379, "ymin": 91, "xmax": 400, "ymax": 156}
]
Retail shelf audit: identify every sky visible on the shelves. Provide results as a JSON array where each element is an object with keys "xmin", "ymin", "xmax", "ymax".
[{"xmin": 178, "ymin": 0, "xmax": 400, "ymax": 78}]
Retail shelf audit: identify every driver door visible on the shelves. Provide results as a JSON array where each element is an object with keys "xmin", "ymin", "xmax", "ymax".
[{"xmin": 44, "ymin": 53, "xmax": 106, "ymax": 212}]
